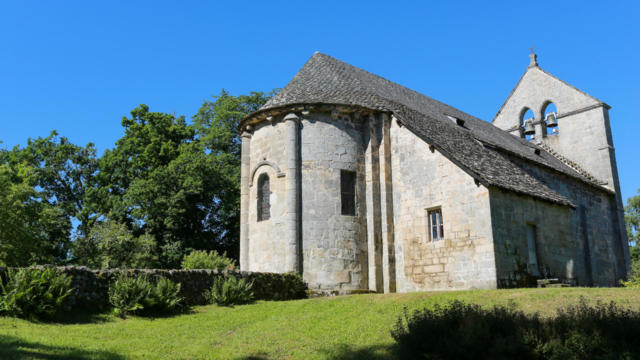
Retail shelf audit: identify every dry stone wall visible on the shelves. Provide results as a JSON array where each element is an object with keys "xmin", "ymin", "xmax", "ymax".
[{"xmin": 0, "ymin": 266, "xmax": 307, "ymax": 309}]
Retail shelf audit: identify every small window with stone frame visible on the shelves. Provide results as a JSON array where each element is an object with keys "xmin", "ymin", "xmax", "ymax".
[
  {"xmin": 428, "ymin": 208, "xmax": 444, "ymax": 241},
  {"xmin": 257, "ymin": 173, "xmax": 270, "ymax": 221},
  {"xmin": 340, "ymin": 170, "xmax": 356, "ymax": 216}
]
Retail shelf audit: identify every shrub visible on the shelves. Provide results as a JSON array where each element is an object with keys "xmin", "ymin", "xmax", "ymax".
[
  {"xmin": 391, "ymin": 298, "xmax": 640, "ymax": 360},
  {"xmin": 621, "ymin": 257, "xmax": 640, "ymax": 288},
  {"xmin": 206, "ymin": 276, "xmax": 254, "ymax": 306},
  {"xmin": 143, "ymin": 277, "xmax": 184, "ymax": 314},
  {"xmin": 391, "ymin": 300, "xmax": 536, "ymax": 359},
  {"xmin": 253, "ymin": 272, "xmax": 307, "ymax": 301},
  {"xmin": 0, "ymin": 267, "xmax": 74, "ymax": 319},
  {"xmin": 108, "ymin": 274, "xmax": 184, "ymax": 317},
  {"xmin": 181, "ymin": 250, "xmax": 235, "ymax": 270}
]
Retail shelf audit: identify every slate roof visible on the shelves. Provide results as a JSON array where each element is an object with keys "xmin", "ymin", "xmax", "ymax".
[{"xmin": 247, "ymin": 52, "xmax": 612, "ymax": 207}]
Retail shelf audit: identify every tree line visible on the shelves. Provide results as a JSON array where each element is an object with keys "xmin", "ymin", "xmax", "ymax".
[{"xmin": 0, "ymin": 90, "xmax": 273, "ymax": 268}]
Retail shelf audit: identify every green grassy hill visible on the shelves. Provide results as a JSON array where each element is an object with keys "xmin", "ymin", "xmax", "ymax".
[{"xmin": 1, "ymin": 288, "xmax": 639, "ymax": 359}]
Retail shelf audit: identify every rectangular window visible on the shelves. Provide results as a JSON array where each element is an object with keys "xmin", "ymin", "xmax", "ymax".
[
  {"xmin": 340, "ymin": 170, "xmax": 356, "ymax": 216},
  {"xmin": 428, "ymin": 208, "xmax": 444, "ymax": 241}
]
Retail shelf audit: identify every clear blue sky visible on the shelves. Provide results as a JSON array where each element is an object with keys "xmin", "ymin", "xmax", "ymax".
[{"xmin": 1, "ymin": 1, "xmax": 638, "ymax": 201}]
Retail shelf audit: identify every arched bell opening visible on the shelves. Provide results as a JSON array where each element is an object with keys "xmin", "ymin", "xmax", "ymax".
[
  {"xmin": 542, "ymin": 102, "xmax": 559, "ymax": 136},
  {"xmin": 520, "ymin": 108, "xmax": 535, "ymax": 141}
]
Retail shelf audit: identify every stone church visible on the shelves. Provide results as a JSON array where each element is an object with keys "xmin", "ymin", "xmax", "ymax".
[{"xmin": 238, "ymin": 51, "xmax": 630, "ymax": 293}]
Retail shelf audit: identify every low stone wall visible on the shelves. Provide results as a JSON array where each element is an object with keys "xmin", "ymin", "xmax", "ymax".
[{"xmin": 0, "ymin": 266, "xmax": 307, "ymax": 309}]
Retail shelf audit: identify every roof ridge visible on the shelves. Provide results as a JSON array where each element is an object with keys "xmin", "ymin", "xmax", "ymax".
[{"xmin": 266, "ymin": 52, "xmax": 487, "ymax": 122}]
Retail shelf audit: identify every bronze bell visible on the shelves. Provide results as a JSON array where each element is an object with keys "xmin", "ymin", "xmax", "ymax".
[
  {"xmin": 546, "ymin": 112, "xmax": 558, "ymax": 128},
  {"xmin": 523, "ymin": 118, "xmax": 535, "ymax": 135}
]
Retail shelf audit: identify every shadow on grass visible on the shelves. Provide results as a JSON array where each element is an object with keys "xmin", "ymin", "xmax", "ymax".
[
  {"xmin": 236, "ymin": 354, "xmax": 270, "ymax": 360},
  {"xmin": 0, "ymin": 335, "xmax": 125, "ymax": 360},
  {"xmin": 46, "ymin": 309, "xmax": 112, "ymax": 325},
  {"xmin": 137, "ymin": 307, "xmax": 197, "ymax": 319},
  {"xmin": 235, "ymin": 344, "xmax": 402, "ymax": 360},
  {"xmin": 27, "ymin": 307, "xmax": 197, "ymax": 324},
  {"xmin": 323, "ymin": 344, "xmax": 403, "ymax": 360}
]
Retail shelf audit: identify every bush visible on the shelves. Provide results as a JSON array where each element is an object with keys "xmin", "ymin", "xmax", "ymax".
[
  {"xmin": 181, "ymin": 250, "xmax": 235, "ymax": 270},
  {"xmin": 0, "ymin": 267, "xmax": 74, "ymax": 319},
  {"xmin": 206, "ymin": 276, "xmax": 254, "ymax": 306},
  {"xmin": 108, "ymin": 274, "xmax": 184, "ymax": 317},
  {"xmin": 621, "ymin": 257, "xmax": 640, "ymax": 288},
  {"xmin": 391, "ymin": 298, "xmax": 640, "ymax": 360},
  {"xmin": 249, "ymin": 272, "xmax": 307, "ymax": 301}
]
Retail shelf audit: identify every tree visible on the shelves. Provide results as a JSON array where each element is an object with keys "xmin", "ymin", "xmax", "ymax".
[
  {"xmin": 94, "ymin": 105, "xmax": 200, "ymax": 267},
  {"xmin": 3, "ymin": 131, "xmax": 99, "ymax": 237},
  {"xmin": 0, "ymin": 163, "xmax": 70, "ymax": 266},
  {"xmin": 192, "ymin": 89, "xmax": 273, "ymax": 156},
  {"xmin": 626, "ymin": 189, "xmax": 640, "ymax": 262},
  {"xmin": 1, "ymin": 89, "xmax": 274, "ymax": 268},
  {"xmin": 191, "ymin": 89, "xmax": 274, "ymax": 257},
  {"xmin": 74, "ymin": 219, "xmax": 157, "ymax": 269}
]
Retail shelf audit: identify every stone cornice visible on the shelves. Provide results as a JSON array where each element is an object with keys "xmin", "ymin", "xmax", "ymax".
[{"xmin": 239, "ymin": 103, "xmax": 389, "ymax": 133}]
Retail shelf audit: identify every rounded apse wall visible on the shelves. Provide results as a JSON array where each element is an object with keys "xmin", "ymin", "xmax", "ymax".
[{"xmin": 299, "ymin": 111, "xmax": 368, "ymax": 290}]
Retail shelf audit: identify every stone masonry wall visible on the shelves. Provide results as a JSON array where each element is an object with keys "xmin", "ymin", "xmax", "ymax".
[
  {"xmin": 543, "ymin": 107, "xmax": 617, "ymax": 190},
  {"xmin": 489, "ymin": 188, "xmax": 576, "ymax": 287},
  {"xmin": 299, "ymin": 111, "xmax": 368, "ymax": 290},
  {"xmin": 247, "ymin": 120, "xmax": 289, "ymax": 273},
  {"xmin": 499, "ymin": 154, "xmax": 625, "ymax": 286},
  {"xmin": 389, "ymin": 119, "xmax": 497, "ymax": 292}
]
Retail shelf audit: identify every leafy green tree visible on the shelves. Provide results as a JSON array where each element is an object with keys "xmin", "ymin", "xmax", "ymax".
[
  {"xmin": 2, "ymin": 131, "xmax": 99, "ymax": 237},
  {"xmin": 1, "ymin": 89, "xmax": 273, "ymax": 268},
  {"xmin": 93, "ymin": 91, "xmax": 273, "ymax": 267},
  {"xmin": 94, "ymin": 105, "xmax": 200, "ymax": 266},
  {"xmin": 0, "ymin": 163, "xmax": 70, "ymax": 266},
  {"xmin": 191, "ymin": 90, "xmax": 273, "ymax": 257},
  {"xmin": 75, "ymin": 220, "xmax": 157, "ymax": 269},
  {"xmin": 193, "ymin": 89, "xmax": 273, "ymax": 156},
  {"xmin": 626, "ymin": 189, "xmax": 640, "ymax": 262}
]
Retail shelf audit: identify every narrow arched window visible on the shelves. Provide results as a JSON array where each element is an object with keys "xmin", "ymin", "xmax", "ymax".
[{"xmin": 257, "ymin": 174, "xmax": 270, "ymax": 221}]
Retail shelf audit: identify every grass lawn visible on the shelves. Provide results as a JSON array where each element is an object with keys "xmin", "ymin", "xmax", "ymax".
[{"xmin": 1, "ymin": 287, "xmax": 639, "ymax": 359}]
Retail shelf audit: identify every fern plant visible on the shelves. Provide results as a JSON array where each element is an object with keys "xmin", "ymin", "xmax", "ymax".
[
  {"xmin": 143, "ymin": 277, "xmax": 184, "ymax": 314},
  {"xmin": 206, "ymin": 276, "xmax": 254, "ymax": 306},
  {"xmin": 108, "ymin": 274, "xmax": 152, "ymax": 317},
  {"xmin": 0, "ymin": 267, "xmax": 74, "ymax": 319}
]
